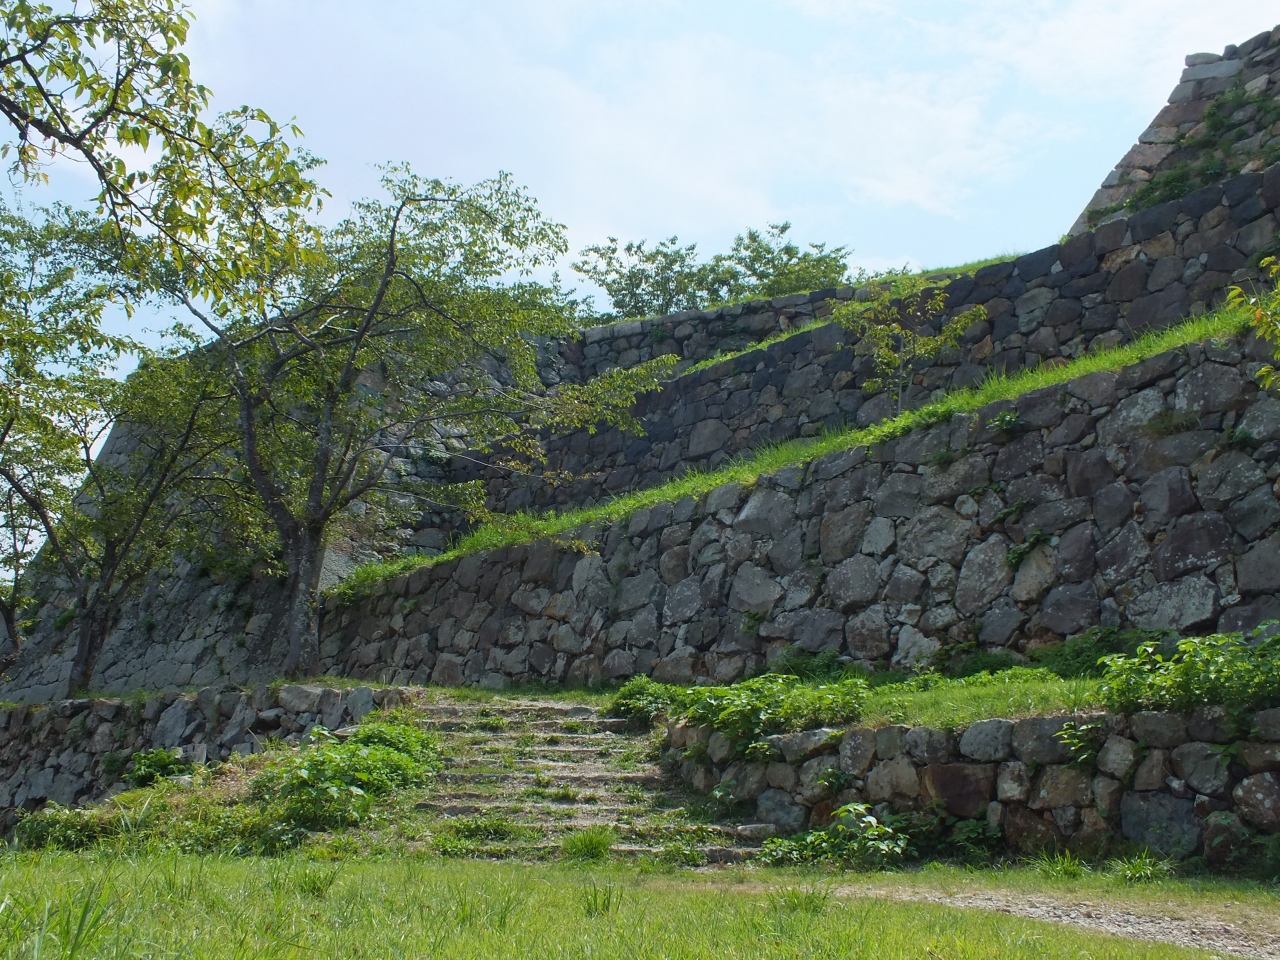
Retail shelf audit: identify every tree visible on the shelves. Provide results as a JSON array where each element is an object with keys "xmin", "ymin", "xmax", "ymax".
[
  {"xmin": 174, "ymin": 168, "xmax": 675, "ymax": 678},
  {"xmin": 573, "ymin": 222, "xmax": 852, "ymax": 320},
  {"xmin": 831, "ymin": 273, "xmax": 987, "ymax": 413},
  {"xmin": 0, "ymin": 205, "xmax": 236, "ymax": 688},
  {"xmin": 0, "ymin": 0, "xmax": 321, "ymax": 301},
  {"xmin": 1235, "ymin": 256, "xmax": 1280, "ymax": 387}
]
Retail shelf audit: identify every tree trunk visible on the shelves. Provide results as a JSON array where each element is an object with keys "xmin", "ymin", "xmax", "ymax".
[
  {"xmin": 281, "ymin": 532, "xmax": 322, "ymax": 678},
  {"xmin": 0, "ymin": 602, "xmax": 19, "ymax": 678},
  {"xmin": 67, "ymin": 601, "xmax": 110, "ymax": 696}
]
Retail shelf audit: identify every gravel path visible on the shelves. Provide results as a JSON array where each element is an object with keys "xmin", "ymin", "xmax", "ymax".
[{"xmin": 850, "ymin": 887, "xmax": 1280, "ymax": 959}]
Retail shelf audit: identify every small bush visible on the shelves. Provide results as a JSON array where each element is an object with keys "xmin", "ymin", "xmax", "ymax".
[
  {"xmin": 560, "ymin": 825, "xmax": 617, "ymax": 861},
  {"xmin": 1030, "ymin": 627, "xmax": 1167, "ymax": 679},
  {"xmin": 677, "ymin": 674, "xmax": 867, "ymax": 749},
  {"xmin": 128, "ymin": 748, "xmax": 192, "ymax": 787},
  {"xmin": 1033, "ymin": 850, "xmax": 1090, "ymax": 880},
  {"xmin": 757, "ymin": 804, "xmax": 913, "ymax": 869},
  {"xmin": 1098, "ymin": 631, "xmax": 1280, "ymax": 724},
  {"xmin": 609, "ymin": 676, "xmax": 678, "ymax": 725}
]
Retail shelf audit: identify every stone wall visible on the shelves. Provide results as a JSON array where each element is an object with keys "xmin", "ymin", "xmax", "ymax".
[
  {"xmin": 0, "ymin": 682, "xmax": 407, "ymax": 829},
  {"xmin": 1075, "ymin": 24, "xmax": 1280, "ymax": 235},
  {"xmin": 317, "ymin": 333, "xmax": 1280, "ymax": 691},
  {"xmin": 669, "ymin": 707, "xmax": 1280, "ymax": 865},
  {"xmin": 460, "ymin": 168, "xmax": 1280, "ymax": 524}
]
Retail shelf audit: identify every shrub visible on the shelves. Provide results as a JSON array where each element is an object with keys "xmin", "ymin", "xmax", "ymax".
[
  {"xmin": 128, "ymin": 748, "xmax": 192, "ymax": 787},
  {"xmin": 757, "ymin": 804, "xmax": 914, "ymax": 868},
  {"xmin": 1107, "ymin": 850, "xmax": 1173, "ymax": 884},
  {"xmin": 677, "ymin": 674, "xmax": 867, "ymax": 749},
  {"xmin": 1030, "ymin": 627, "xmax": 1168, "ymax": 679},
  {"xmin": 1098, "ymin": 631, "xmax": 1280, "ymax": 725},
  {"xmin": 608, "ymin": 676, "xmax": 679, "ymax": 725}
]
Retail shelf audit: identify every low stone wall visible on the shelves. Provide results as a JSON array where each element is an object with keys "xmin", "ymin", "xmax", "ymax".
[
  {"xmin": 320, "ymin": 334, "xmax": 1280, "ymax": 691},
  {"xmin": 669, "ymin": 707, "xmax": 1280, "ymax": 865},
  {"xmin": 0, "ymin": 683, "xmax": 407, "ymax": 829}
]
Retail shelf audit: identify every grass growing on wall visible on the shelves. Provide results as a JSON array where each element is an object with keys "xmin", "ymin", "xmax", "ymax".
[{"xmin": 334, "ymin": 308, "xmax": 1251, "ymax": 605}]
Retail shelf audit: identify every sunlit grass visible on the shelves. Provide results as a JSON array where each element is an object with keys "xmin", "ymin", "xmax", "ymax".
[
  {"xmin": 334, "ymin": 308, "xmax": 1250, "ymax": 604},
  {"xmin": 0, "ymin": 854, "xmax": 1219, "ymax": 959},
  {"xmin": 862, "ymin": 670, "xmax": 1102, "ymax": 728}
]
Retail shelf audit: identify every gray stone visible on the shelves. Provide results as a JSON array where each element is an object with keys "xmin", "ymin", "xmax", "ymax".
[
  {"xmin": 1028, "ymin": 765, "xmax": 1092, "ymax": 811},
  {"xmin": 860, "ymin": 517, "xmax": 896, "ymax": 557},
  {"xmin": 347, "ymin": 686, "xmax": 377, "ymax": 723},
  {"xmin": 1227, "ymin": 486, "xmax": 1280, "ymax": 541},
  {"xmin": 839, "ymin": 728, "xmax": 877, "ymax": 776},
  {"xmin": 152, "ymin": 698, "xmax": 198, "ymax": 749},
  {"xmin": 874, "ymin": 472, "xmax": 924, "ymax": 518},
  {"xmin": 765, "ymin": 727, "xmax": 839, "ymax": 764},
  {"xmin": 1066, "ymin": 449, "xmax": 1115, "ymax": 498},
  {"xmin": 663, "ymin": 577, "xmax": 702, "ymax": 625},
  {"xmin": 1098, "ymin": 389, "xmax": 1165, "ymax": 447},
  {"xmin": 1010, "ymin": 545, "xmax": 1056, "ymax": 604},
  {"xmin": 755, "ymin": 787, "xmax": 808, "ymax": 834},
  {"xmin": 277, "ymin": 684, "xmax": 324, "ymax": 715},
  {"xmin": 922, "ymin": 454, "xmax": 989, "ymax": 505},
  {"xmin": 1093, "ymin": 776, "xmax": 1124, "ymax": 818},
  {"xmin": 1140, "ymin": 467, "xmax": 1196, "ymax": 526},
  {"xmin": 997, "ymin": 761, "xmax": 1031, "ymax": 803},
  {"xmin": 891, "ymin": 626, "xmax": 939, "ymax": 669},
  {"xmin": 1234, "ymin": 773, "xmax": 1280, "ymax": 832},
  {"xmin": 955, "ymin": 535, "xmax": 1014, "ymax": 615},
  {"xmin": 602, "ymin": 649, "xmax": 637, "ymax": 679},
  {"xmin": 1068, "ymin": 371, "xmax": 1118, "ymax": 407},
  {"xmin": 1171, "ymin": 741, "xmax": 1232, "ymax": 798},
  {"xmin": 897, "ymin": 506, "xmax": 971, "ymax": 566},
  {"xmin": 1151, "ymin": 512, "xmax": 1232, "ymax": 582},
  {"xmin": 1012, "ymin": 716, "xmax": 1072, "ymax": 765},
  {"xmin": 1057, "ymin": 523, "xmax": 1096, "ymax": 583},
  {"xmin": 1093, "ymin": 483, "xmax": 1137, "ymax": 536},
  {"xmin": 1238, "ymin": 742, "xmax": 1280, "ymax": 774},
  {"xmin": 723, "ymin": 761, "xmax": 769, "ymax": 801},
  {"xmin": 820, "ymin": 503, "xmax": 874, "ymax": 564},
  {"xmin": 866, "ymin": 756, "xmax": 919, "ymax": 802},
  {"xmin": 1040, "ymin": 582, "xmax": 1100, "ymax": 636},
  {"xmin": 1203, "ymin": 811, "xmax": 1252, "ymax": 868},
  {"xmin": 688, "ymin": 419, "xmax": 732, "ymax": 458},
  {"xmin": 1097, "ymin": 735, "xmax": 1138, "ymax": 779},
  {"xmin": 1174, "ymin": 363, "xmax": 1246, "ymax": 413},
  {"xmin": 1255, "ymin": 708, "xmax": 1280, "ymax": 742},
  {"xmin": 979, "ymin": 598, "xmax": 1025, "ymax": 645},
  {"xmin": 884, "ymin": 563, "xmax": 926, "ymax": 602},
  {"xmin": 826, "ymin": 555, "xmax": 881, "ymax": 611},
  {"xmin": 1133, "ymin": 749, "xmax": 1171, "ymax": 791},
  {"xmin": 1240, "ymin": 397, "xmax": 1280, "ymax": 442},
  {"xmin": 728, "ymin": 563, "xmax": 782, "ymax": 615},
  {"xmin": 846, "ymin": 604, "xmax": 892, "ymax": 659},
  {"xmin": 1238, "ymin": 534, "xmax": 1280, "ymax": 595},
  {"xmin": 960, "ymin": 719, "xmax": 1014, "ymax": 762},
  {"xmin": 992, "ymin": 433, "xmax": 1044, "ymax": 482},
  {"xmin": 791, "ymin": 608, "xmax": 846, "ymax": 653},
  {"xmin": 707, "ymin": 731, "xmax": 733, "ymax": 765},
  {"xmin": 1188, "ymin": 705, "xmax": 1234, "ymax": 744},
  {"xmin": 904, "ymin": 726, "xmax": 954, "ymax": 764},
  {"xmin": 735, "ymin": 489, "xmax": 796, "ymax": 540},
  {"xmin": 1127, "ymin": 576, "xmax": 1218, "ymax": 632},
  {"xmin": 1121, "ymin": 791, "xmax": 1201, "ymax": 859},
  {"xmin": 1097, "ymin": 522, "xmax": 1150, "ymax": 586},
  {"xmin": 1197, "ymin": 451, "xmax": 1266, "ymax": 511},
  {"xmin": 797, "ymin": 754, "xmax": 839, "ymax": 803},
  {"xmin": 1131, "ymin": 711, "xmax": 1188, "ymax": 748},
  {"xmin": 875, "ymin": 725, "xmax": 908, "ymax": 759}
]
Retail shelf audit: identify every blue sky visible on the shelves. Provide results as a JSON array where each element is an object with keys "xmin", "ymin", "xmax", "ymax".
[{"xmin": 40, "ymin": 1, "xmax": 1280, "ymax": 290}]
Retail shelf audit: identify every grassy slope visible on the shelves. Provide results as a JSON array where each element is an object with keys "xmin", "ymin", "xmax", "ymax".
[
  {"xmin": 0, "ymin": 854, "xmax": 1218, "ymax": 959},
  {"xmin": 336, "ymin": 308, "xmax": 1250, "ymax": 602},
  {"xmin": 862, "ymin": 672, "xmax": 1101, "ymax": 728}
]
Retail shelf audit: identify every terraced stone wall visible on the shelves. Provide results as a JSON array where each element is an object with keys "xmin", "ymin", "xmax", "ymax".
[
  {"xmin": 321, "ymin": 334, "xmax": 1280, "ymax": 692},
  {"xmin": 451, "ymin": 166, "xmax": 1280, "ymax": 530},
  {"xmin": 671, "ymin": 707, "xmax": 1280, "ymax": 865}
]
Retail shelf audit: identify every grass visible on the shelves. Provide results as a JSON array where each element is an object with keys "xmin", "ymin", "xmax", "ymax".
[
  {"xmin": 0, "ymin": 854, "xmax": 1227, "ymax": 959},
  {"xmin": 862, "ymin": 669, "xmax": 1101, "ymax": 729},
  {"xmin": 333, "ymin": 307, "xmax": 1251, "ymax": 605}
]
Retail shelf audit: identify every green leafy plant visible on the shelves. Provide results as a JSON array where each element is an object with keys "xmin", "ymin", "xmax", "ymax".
[
  {"xmin": 1030, "ymin": 627, "xmax": 1168, "ymax": 679},
  {"xmin": 608, "ymin": 676, "xmax": 678, "ymax": 726},
  {"xmin": 1106, "ymin": 849, "xmax": 1173, "ymax": 884},
  {"xmin": 1054, "ymin": 719, "xmax": 1104, "ymax": 769},
  {"xmin": 1032, "ymin": 850, "xmax": 1090, "ymax": 879},
  {"xmin": 994, "ymin": 498, "xmax": 1031, "ymax": 525},
  {"xmin": 987, "ymin": 411, "xmax": 1023, "ymax": 437},
  {"xmin": 128, "ymin": 748, "xmax": 192, "ymax": 788},
  {"xmin": 1005, "ymin": 530, "xmax": 1050, "ymax": 570},
  {"xmin": 1145, "ymin": 409, "xmax": 1201, "ymax": 438},
  {"xmin": 757, "ymin": 803, "xmax": 914, "ymax": 868}
]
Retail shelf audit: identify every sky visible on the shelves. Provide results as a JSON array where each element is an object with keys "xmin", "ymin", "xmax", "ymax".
[{"xmin": 34, "ymin": 1, "xmax": 1280, "ymax": 297}]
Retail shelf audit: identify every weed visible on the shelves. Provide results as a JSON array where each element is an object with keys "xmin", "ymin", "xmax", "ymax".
[
  {"xmin": 579, "ymin": 880, "xmax": 623, "ymax": 918},
  {"xmin": 560, "ymin": 825, "xmax": 617, "ymax": 861},
  {"xmin": 987, "ymin": 410, "xmax": 1023, "ymax": 436},
  {"xmin": 128, "ymin": 748, "xmax": 192, "ymax": 788},
  {"xmin": 1145, "ymin": 409, "xmax": 1201, "ymax": 437},
  {"xmin": 927, "ymin": 447, "xmax": 957, "ymax": 468},
  {"xmin": 609, "ymin": 676, "xmax": 678, "ymax": 725},
  {"xmin": 1005, "ymin": 530, "xmax": 1050, "ymax": 569},
  {"xmin": 994, "ymin": 498, "xmax": 1031, "ymax": 525},
  {"xmin": 767, "ymin": 886, "xmax": 831, "ymax": 916},
  {"xmin": 1107, "ymin": 849, "xmax": 1174, "ymax": 884},
  {"xmin": 1033, "ymin": 850, "xmax": 1090, "ymax": 880}
]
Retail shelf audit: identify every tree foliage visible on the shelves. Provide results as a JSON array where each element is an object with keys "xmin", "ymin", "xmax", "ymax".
[
  {"xmin": 0, "ymin": 0, "xmax": 321, "ymax": 301},
  {"xmin": 1236, "ymin": 256, "xmax": 1280, "ymax": 387},
  {"xmin": 173, "ymin": 168, "xmax": 675, "ymax": 677},
  {"xmin": 574, "ymin": 222, "xmax": 851, "ymax": 320},
  {"xmin": 832, "ymin": 272, "xmax": 987, "ymax": 412}
]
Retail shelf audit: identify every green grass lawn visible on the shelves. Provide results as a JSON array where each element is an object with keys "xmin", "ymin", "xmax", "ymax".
[
  {"xmin": 862, "ymin": 670, "xmax": 1101, "ymax": 728},
  {"xmin": 0, "ymin": 854, "xmax": 1226, "ymax": 959}
]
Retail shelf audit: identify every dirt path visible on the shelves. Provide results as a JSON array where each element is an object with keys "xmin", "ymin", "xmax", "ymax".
[{"xmin": 844, "ymin": 886, "xmax": 1280, "ymax": 959}]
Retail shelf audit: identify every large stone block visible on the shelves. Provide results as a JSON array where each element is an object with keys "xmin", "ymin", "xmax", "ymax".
[
  {"xmin": 826, "ymin": 555, "xmax": 881, "ymax": 611},
  {"xmin": 959, "ymin": 719, "xmax": 1014, "ymax": 762},
  {"xmin": 756, "ymin": 787, "xmax": 808, "ymax": 834},
  {"xmin": 1039, "ymin": 582, "xmax": 1100, "ymax": 636},
  {"xmin": 1151, "ymin": 512, "xmax": 1232, "ymax": 582},
  {"xmin": 897, "ymin": 506, "xmax": 971, "ymax": 566},
  {"xmin": 1012, "ymin": 716, "xmax": 1072, "ymax": 765},
  {"xmin": 1127, "ymin": 576, "xmax": 1218, "ymax": 632},
  {"xmin": 728, "ymin": 564, "xmax": 782, "ymax": 615},
  {"xmin": 1121, "ymin": 791, "xmax": 1201, "ymax": 858},
  {"xmin": 1234, "ymin": 773, "xmax": 1280, "ymax": 832},
  {"xmin": 1238, "ymin": 534, "xmax": 1280, "ymax": 595},
  {"xmin": 1028, "ymin": 765, "xmax": 1092, "ymax": 811},
  {"xmin": 1171, "ymin": 741, "xmax": 1233, "ymax": 798},
  {"xmin": 922, "ymin": 763, "xmax": 996, "ymax": 818},
  {"xmin": 954, "ymin": 535, "xmax": 1014, "ymax": 615}
]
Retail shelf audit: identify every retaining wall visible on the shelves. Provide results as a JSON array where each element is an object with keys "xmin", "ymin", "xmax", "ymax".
[{"xmin": 670, "ymin": 707, "xmax": 1280, "ymax": 865}]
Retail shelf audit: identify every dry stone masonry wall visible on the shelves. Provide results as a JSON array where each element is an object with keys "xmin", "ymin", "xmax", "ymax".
[
  {"xmin": 319, "ymin": 334, "xmax": 1280, "ymax": 692},
  {"xmin": 670, "ymin": 707, "xmax": 1280, "ymax": 865},
  {"xmin": 0, "ymin": 682, "xmax": 407, "ymax": 830}
]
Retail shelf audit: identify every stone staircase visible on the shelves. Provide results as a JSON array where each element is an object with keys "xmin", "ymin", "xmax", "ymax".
[{"xmin": 410, "ymin": 694, "xmax": 760, "ymax": 862}]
